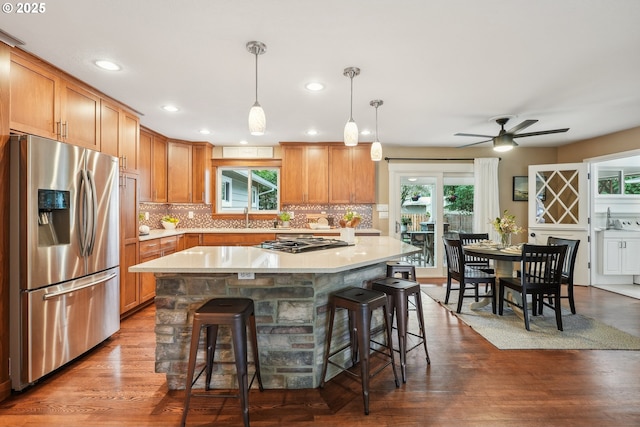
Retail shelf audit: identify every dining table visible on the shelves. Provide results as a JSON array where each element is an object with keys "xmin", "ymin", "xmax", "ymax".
[{"xmin": 462, "ymin": 244, "xmax": 523, "ymax": 310}]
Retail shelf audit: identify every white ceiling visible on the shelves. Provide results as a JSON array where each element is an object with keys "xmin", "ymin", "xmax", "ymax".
[{"xmin": 2, "ymin": 0, "xmax": 640, "ymax": 149}]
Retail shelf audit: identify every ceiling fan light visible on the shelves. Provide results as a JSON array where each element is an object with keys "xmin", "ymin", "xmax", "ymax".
[
  {"xmin": 344, "ymin": 119, "xmax": 358, "ymax": 146},
  {"xmin": 249, "ymin": 102, "xmax": 266, "ymax": 135},
  {"xmin": 493, "ymin": 134, "xmax": 514, "ymax": 152},
  {"xmin": 370, "ymin": 140, "xmax": 382, "ymax": 161}
]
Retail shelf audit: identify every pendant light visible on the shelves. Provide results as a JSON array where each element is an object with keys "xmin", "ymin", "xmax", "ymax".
[
  {"xmin": 247, "ymin": 41, "xmax": 266, "ymax": 135},
  {"xmin": 369, "ymin": 99, "xmax": 383, "ymax": 161},
  {"xmin": 343, "ymin": 67, "xmax": 360, "ymax": 146}
]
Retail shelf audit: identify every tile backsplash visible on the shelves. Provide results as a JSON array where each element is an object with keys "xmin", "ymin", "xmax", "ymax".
[{"xmin": 138, "ymin": 203, "xmax": 373, "ymax": 230}]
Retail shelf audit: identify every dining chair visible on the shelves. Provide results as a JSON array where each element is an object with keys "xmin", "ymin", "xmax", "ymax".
[
  {"xmin": 498, "ymin": 244, "xmax": 567, "ymax": 331},
  {"xmin": 546, "ymin": 236, "xmax": 580, "ymax": 314},
  {"xmin": 410, "ymin": 232, "xmax": 430, "ymax": 265},
  {"xmin": 442, "ymin": 238, "xmax": 496, "ymax": 314},
  {"xmin": 458, "ymin": 233, "xmax": 495, "ymax": 274}
]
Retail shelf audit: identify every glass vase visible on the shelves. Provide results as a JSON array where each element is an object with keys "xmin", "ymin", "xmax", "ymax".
[{"xmin": 500, "ymin": 233, "xmax": 511, "ymax": 248}]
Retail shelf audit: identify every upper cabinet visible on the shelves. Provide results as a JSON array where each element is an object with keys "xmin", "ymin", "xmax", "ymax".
[
  {"xmin": 100, "ymin": 100, "xmax": 139, "ymax": 174},
  {"xmin": 10, "ymin": 50, "xmax": 139, "ymax": 160},
  {"xmin": 167, "ymin": 140, "xmax": 212, "ymax": 203},
  {"xmin": 281, "ymin": 144, "xmax": 329, "ymax": 204},
  {"xmin": 10, "ymin": 52, "xmax": 100, "ymax": 150},
  {"xmin": 329, "ymin": 144, "xmax": 375, "ymax": 203},
  {"xmin": 139, "ymin": 127, "xmax": 168, "ymax": 203}
]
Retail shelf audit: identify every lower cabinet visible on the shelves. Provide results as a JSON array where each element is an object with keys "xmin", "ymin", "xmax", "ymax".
[
  {"xmin": 139, "ymin": 236, "xmax": 178, "ymax": 303},
  {"xmin": 600, "ymin": 234, "xmax": 640, "ymax": 275}
]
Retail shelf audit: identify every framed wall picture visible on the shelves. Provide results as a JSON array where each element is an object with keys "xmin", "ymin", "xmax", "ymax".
[{"xmin": 512, "ymin": 176, "xmax": 528, "ymax": 201}]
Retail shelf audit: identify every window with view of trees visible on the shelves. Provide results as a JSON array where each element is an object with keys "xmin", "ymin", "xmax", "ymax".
[{"xmin": 217, "ymin": 167, "xmax": 279, "ymax": 212}]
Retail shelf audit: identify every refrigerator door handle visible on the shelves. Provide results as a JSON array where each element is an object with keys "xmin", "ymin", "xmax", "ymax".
[
  {"xmin": 42, "ymin": 271, "xmax": 118, "ymax": 300},
  {"xmin": 78, "ymin": 170, "xmax": 89, "ymax": 256},
  {"xmin": 87, "ymin": 170, "xmax": 98, "ymax": 256}
]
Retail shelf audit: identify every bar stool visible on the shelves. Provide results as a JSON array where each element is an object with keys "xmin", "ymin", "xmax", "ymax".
[
  {"xmin": 370, "ymin": 277, "xmax": 430, "ymax": 383},
  {"xmin": 320, "ymin": 287, "xmax": 399, "ymax": 415},
  {"xmin": 386, "ymin": 261, "xmax": 417, "ymax": 281},
  {"xmin": 181, "ymin": 298, "xmax": 264, "ymax": 427}
]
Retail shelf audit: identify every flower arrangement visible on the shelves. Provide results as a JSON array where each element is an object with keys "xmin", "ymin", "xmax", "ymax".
[
  {"xmin": 339, "ymin": 210, "xmax": 361, "ymax": 228},
  {"xmin": 492, "ymin": 210, "xmax": 523, "ymax": 246}
]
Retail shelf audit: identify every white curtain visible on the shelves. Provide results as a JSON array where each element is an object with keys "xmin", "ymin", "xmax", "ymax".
[{"xmin": 473, "ymin": 158, "xmax": 500, "ymax": 238}]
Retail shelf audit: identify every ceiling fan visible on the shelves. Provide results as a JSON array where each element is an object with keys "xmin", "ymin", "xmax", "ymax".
[{"xmin": 455, "ymin": 117, "xmax": 569, "ymax": 152}]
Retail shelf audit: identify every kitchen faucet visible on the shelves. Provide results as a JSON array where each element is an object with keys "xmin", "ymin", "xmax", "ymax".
[
  {"xmin": 244, "ymin": 207, "xmax": 249, "ymax": 228},
  {"xmin": 606, "ymin": 207, "xmax": 612, "ymax": 229}
]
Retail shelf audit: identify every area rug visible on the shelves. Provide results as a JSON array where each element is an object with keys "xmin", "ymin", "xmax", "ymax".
[{"xmin": 422, "ymin": 285, "xmax": 640, "ymax": 350}]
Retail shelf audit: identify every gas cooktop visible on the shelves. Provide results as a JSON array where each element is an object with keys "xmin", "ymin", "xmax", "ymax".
[{"xmin": 259, "ymin": 237, "xmax": 351, "ymax": 254}]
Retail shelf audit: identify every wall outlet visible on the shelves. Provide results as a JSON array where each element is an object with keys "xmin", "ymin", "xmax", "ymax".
[
  {"xmin": 188, "ymin": 211, "xmax": 194, "ymax": 219},
  {"xmin": 144, "ymin": 212, "xmax": 149, "ymax": 220}
]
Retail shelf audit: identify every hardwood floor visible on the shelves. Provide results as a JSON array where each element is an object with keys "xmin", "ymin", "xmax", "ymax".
[{"xmin": 1, "ymin": 285, "xmax": 639, "ymax": 426}]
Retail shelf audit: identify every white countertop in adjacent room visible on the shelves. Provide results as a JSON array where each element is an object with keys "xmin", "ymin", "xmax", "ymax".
[{"xmin": 129, "ymin": 236, "xmax": 418, "ymax": 274}]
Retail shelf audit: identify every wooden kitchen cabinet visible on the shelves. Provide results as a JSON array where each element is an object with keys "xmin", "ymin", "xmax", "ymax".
[
  {"xmin": 119, "ymin": 173, "xmax": 140, "ymax": 315},
  {"xmin": 192, "ymin": 142, "xmax": 212, "ymax": 204},
  {"xmin": 281, "ymin": 144, "xmax": 329, "ymax": 204},
  {"xmin": 184, "ymin": 233, "xmax": 203, "ymax": 249},
  {"xmin": 139, "ymin": 127, "xmax": 168, "ymax": 202},
  {"xmin": 120, "ymin": 111, "xmax": 139, "ymax": 173},
  {"xmin": 329, "ymin": 144, "xmax": 375, "ymax": 203},
  {"xmin": 202, "ymin": 233, "xmax": 276, "ymax": 246},
  {"xmin": 101, "ymin": 99, "xmax": 141, "ymax": 174},
  {"xmin": 10, "ymin": 52, "xmax": 100, "ymax": 150},
  {"xmin": 167, "ymin": 140, "xmax": 213, "ymax": 203},
  {"xmin": 9, "ymin": 52, "xmax": 60, "ymax": 140},
  {"xmin": 139, "ymin": 236, "xmax": 178, "ymax": 303},
  {"xmin": 59, "ymin": 79, "xmax": 100, "ymax": 150}
]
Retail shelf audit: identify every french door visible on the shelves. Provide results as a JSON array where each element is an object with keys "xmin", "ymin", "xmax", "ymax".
[{"xmin": 389, "ymin": 162, "xmax": 473, "ymax": 278}]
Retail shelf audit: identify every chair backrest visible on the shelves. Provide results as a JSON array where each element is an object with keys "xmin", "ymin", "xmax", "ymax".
[
  {"xmin": 442, "ymin": 237, "xmax": 463, "ymax": 277},
  {"xmin": 411, "ymin": 233, "xmax": 426, "ymax": 244},
  {"xmin": 520, "ymin": 244, "xmax": 567, "ymax": 289},
  {"xmin": 547, "ymin": 236, "xmax": 580, "ymax": 284},
  {"xmin": 458, "ymin": 233, "xmax": 490, "ymax": 266}
]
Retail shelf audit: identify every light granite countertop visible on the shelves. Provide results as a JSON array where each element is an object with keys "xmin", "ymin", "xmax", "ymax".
[
  {"xmin": 138, "ymin": 227, "xmax": 381, "ymax": 241},
  {"xmin": 129, "ymin": 236, "xmax": 418, "ymax": 274}
]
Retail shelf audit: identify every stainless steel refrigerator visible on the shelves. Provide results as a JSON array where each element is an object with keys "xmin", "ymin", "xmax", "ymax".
[{"xmin": 9, "ymin": 134, "xmax": 120, "ymax": 391}]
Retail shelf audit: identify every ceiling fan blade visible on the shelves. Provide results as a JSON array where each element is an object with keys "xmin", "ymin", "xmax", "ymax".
[
  {"xmin": 457, "ymin": 139, "xmax": 492, "ymax": 148},
  {"xmin": 454, "ymin": 132, "xmax": 495, "ymax": 138},
  {"xmin": 507, "ymin": 119, "xmax": 538, "ymax": 134},
  {"xmin": 513, "ymin": 128, "xmax": 569, "ymax": 138}
]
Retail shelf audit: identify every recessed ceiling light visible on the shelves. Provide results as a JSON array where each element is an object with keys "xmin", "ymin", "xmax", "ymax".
[
  {"xmin": 162, "ymin": 105, "xmax": 179, "ymax": 112},
  {"xmin": 360, "ymin": 130, "xmax": 371, "ymax": 136},
  {"xmin": 199, "ymin": 129, "xmax": 211, "ymax": 135},
  {"xmin": 305, "ymin": 82, "xmax": 325, "ymax": 91},
  {"xmin": 239, "ymin": 140, "xmax": 249, "ymax": 145},
  {"xmin": 94, "ymin": 60, "xmax": 121, "ymax": 71},
  {"xmin": 306, "ymin": 129, "xmax": 318, "ymax": 136}
]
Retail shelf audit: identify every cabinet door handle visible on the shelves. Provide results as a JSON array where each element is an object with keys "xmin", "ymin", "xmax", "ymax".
[
  {"xmin": 63, "ymin": 121, "xmax": 68, "ymax": 138},
  {"xmin": 56, "ymin": 121, "xmax": 62, "ymax": 138}
]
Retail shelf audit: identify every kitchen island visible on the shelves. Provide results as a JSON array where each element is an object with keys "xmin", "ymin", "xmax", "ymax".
[{"xmin": 129, "ymin": 236, "xmax": 419, "ymax": 390}]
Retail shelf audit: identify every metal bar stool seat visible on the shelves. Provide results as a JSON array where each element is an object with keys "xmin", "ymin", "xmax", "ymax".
[
  {"xmin": 370, "ymin": 277, "xmax": 430, "ymax": 383},
  {"xmin": 181, "ymin": 298, "xmax": 264, "ymax": 427},
  {"xmin": 320, "ymin": 287, "xmax": 400, "ymax": 415},
  {"xmin": 386, "ymin": 261, "xmax": 417, "ymax": 281}
]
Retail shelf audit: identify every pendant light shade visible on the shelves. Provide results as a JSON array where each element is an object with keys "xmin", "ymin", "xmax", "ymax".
[
  {"xmin": 247, "ymin": 41, "xmax": 266, "ymax": 136},
  {"xmin": 343, "ymin": 67, "xmax": 360, "ymax": 146},
  {"xmin": 369, "ymin": 99, "xmax": 383, "ymax": 161}
]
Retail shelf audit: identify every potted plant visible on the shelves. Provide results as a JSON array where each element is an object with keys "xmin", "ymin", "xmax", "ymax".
[
  {"xmin": 411, "ymin": 192, "xmax": 421, "ymax": 201},
  {"xmin": 401, "ymin": 215, "xmax": 412, "ymax": 232},
  {"xmin": 161, "ymin": 215, "xmax": 179, "ymax": 230},
  {"xmin": 278, "ymin": 212, "xmax": 291, "ymax": 228}
]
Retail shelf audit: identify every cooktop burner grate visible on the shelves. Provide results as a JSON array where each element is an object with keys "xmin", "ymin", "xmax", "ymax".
[{"xmin": 259, "ymin": 237, "xmax": 350, "ymax": 253}]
